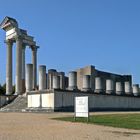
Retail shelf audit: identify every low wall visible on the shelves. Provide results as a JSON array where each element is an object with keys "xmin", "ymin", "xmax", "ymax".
[
  {"xmin": 27, "ymin": 90, "xmax": 140, "ymax": 111},
  {"xmin": 0, "ymin": 95, "xmax": 16, "ymax": 107}
]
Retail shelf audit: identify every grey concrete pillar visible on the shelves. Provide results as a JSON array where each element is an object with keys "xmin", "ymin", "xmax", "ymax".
[
  {"xmin": 106, "ymin": 79, "xmax": 114, "ymax": 94},
  {"xmin": 95, "ymin": 77, "xmax": 103, "ymax": 93},
  {"xmin": 22, "ymin": 45, "xmax": 26, "ymax": 92},
  {"xmin": 46, "ymin": 73, "xmax": 48, "ymax": 89},
  {"xmin": 68, "ymin": 71, "xmax": 77, "ymax": 90},
  {"xmin": 82, "ymin": 75, "xmax": 91, "ymax": 91},
  {"xmin": 6, "ymin": 40, "xmax": 13, "ymax": 95},
  {"xmin": 39, "ymin": 65, "xmax": 46, "ymax": 90},
  {"xmin": 59, "ymin": 72, "xmax": 65, "ymax": 90},
  {"xmin": 124, "ymin": 81, "xmax": 132, "ymax": 95},
  {"xmin": 132, "ymin": 84, "xmax": 139, "ymax": 96},
  {"xmin": 116, "ymin": 82, "xmax": 123, "ymax": 95},
  {"xmin": 26, "ymin": 64, "xmax": 33, "ymax": 92},
  {"xmin": 15, "ymin": 36, "xmax": 23, "ymax": 95},
  {"xmin": 48, "ymin": 69, "xmax": 57, "ymax": 89},
  {"xmin": 53, "ymin": 75, "xmax": 60, "ymax": 89},
  {"xmin": 32, "ymin": 47, "xmax": 38, "ymax": 90}
]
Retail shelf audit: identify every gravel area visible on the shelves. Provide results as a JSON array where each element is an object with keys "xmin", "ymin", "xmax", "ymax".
[{"xmin": 0, "ymin": 112, "xmax": 140, "ymax": 140}]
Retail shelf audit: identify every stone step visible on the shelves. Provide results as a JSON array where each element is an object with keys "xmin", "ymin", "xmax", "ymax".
[
  {"xmin": 0, "ymin": 95, "xmax": 27, "ymax": 112},
  {"xmin": 26, "ymin": 108, "xmax": 54, "ymax": 113}
]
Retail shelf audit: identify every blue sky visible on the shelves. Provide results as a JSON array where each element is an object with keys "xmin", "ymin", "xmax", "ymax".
[{"xmin": 0, "ymin": 0, "xmax": 140, "ymax": 84}]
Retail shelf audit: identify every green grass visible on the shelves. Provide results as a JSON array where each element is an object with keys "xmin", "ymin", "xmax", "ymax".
[{"xmin": 53, "ymin": 114, "xmax": 140, "ymax": 130}]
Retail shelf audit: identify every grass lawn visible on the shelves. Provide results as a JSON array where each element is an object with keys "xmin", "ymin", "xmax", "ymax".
[{"xmin": 53, "ymin": 114, "xmax": 140, "ymax": 130}]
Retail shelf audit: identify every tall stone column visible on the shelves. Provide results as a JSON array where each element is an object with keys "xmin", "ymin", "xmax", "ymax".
[
  {"xmin": 95, "ymin": 77, "xmax": 103, "ymax": 93},
  {"xmin": 39, "ymin": 65, "xmax": 46, "ymax": 90},
  {"xmin": 15, "ymin": 36, "xmax": 23, "ymax": 95},
  {"xmin": 132, "ymin": 84, "xmax": 139, "ymax": 96},
  {"xmin": 5, "ymin": 40, "xmax": 13, "ymax": 95},
  {"xmin": 32, "ymin": 46, "xmax": 38, "ymax": 90},
  {"xmin": 26, "ymin": 64, "xmax": 33, "ymax": 92},
  {"xmin": 22, "ymin": 45, "xmax": 26, "ymax": 92},
  {"xmin": 82, "ymin": 75, "xmax": 91, "ymax": 91},
  {"xmin": 124, "ymin": 81, "xmax": 132, "ymax": 95},
  {"xmin": 106, "ymin": 79, "xmax": 114, "ymax": 94},
  {"xmin": 68, "ymin": 71, "xmax": 77, "ymax": 90},
  {"xmin": 53, "ymin": 75, "xmax": 60, "ymax": 89},
  {"xmin": 116, "ymin": 82, "xmax": 123, "ymax": 95}
]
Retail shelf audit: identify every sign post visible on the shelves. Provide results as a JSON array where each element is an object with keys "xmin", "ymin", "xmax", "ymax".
[{"xmin": 74, "ymin": 96, "xmax": 89, "ymax": 122}]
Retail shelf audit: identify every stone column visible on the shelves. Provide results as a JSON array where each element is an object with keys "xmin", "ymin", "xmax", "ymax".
[
  {"xmin": 68, "ymin": 71, "xmax": 77, "ymax": 90},
  {"xmin": 32, "ymin": 46, "xmax": 38, "ymax": 90},
  {"xmin": 26, "ymin": 64, "xmax": 33, "ymax": 92},
  {"xmin": 95, "ymin": 77, "xmax": 103, "ymax": 93},
  {"xmin": 22, "ymin": 45, "xmax": 26, "ymax": 92},
  {"xmin": 15, "ymin": 36, "xmax": 23, "ymax": 95},
  {"xmin": 53, "ymin": 75, "xmax": 60, "ymax": 89},
  {"xmin": 82, "ymin": 75, "xmax": 91, "ymax": 91},
  {"xmin": 48, "ymin": 69, "xmax": 57, "ymax": 89},
  {"xmin": 132, "ymin": 84, "xmax": 139, "ymax": 96},
  {"xmin": 59, "ymin": 72, "xmax": 65, "ymax": 90},
  {"xmin": 116, "ymin": 82, "xmax": 123, "ymax": 95},
  {"xmin": 5, "ymin": 40, "xmax": 13, "ymax": 95},
  {"xmin": 39, "ymin": 65, "xmax": 46, "ymax": 90},
  {"xmin": 46, "ymin": 73, "xmax": 48, "ymax": 89},
  {"xmin": 124, "ymin": 81, "xmax": 132, "ymax": 95},
  {"xmin": 106, "ymin": 79, "xmax": 114, "ymax": 94}
]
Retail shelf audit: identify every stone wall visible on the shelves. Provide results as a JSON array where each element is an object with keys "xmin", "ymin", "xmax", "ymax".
[
  {"xmin": 27, "ymin": 90, "xmax": 140, "ymax": 111},
  {"xmin": 76, "ymin": 65, "xmax": 132, "ymax": 91},
  {"xmin": 0, "ymin": 95, "xmax": 16, "ymax": 107}
]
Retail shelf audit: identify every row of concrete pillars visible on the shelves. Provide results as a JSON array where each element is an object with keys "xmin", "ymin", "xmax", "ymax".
[
  {"xmin": 26, "ymin": 65, "xmax": 61, "ymax": 91},
  {"xmin": 26, "ymin": 66, "xmax": 139, "ymax": 96},
  {"xmin": 68, "ymin": 71, "xmax": 140, "ymax": 96}
]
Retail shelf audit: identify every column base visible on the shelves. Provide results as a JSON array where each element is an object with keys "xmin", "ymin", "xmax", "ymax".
[
  {"xmin": 116, "ymin": 91, "xmax": 123, "ymax": 95},
  {"xmin": 68, "ymin": 86, "xmax": 78, "ymax": 91},
  {"xmin": 94, "ymin": 89, "xmax": 103, "ymax": 93},
  {"xmin": 106, "ymin": 90, "xmax": 114, "ymax": 94},
  {"xmin": 6, "ymin": 92, "xmax": 13, "ymax": 95},
  {"xmin": 125, "ymin": 92, "xmax": 132, "ymax": 95},
  {"xmin": 81, "ymin": 88, "xmax": 91, "ymax": 92},
  {"xmin": 14, "ymin": 92, "xmax": 22, "ymax": 95}
]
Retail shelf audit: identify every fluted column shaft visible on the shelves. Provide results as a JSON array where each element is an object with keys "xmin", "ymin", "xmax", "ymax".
[
  {"xmin": 82, "ymin": 75, "xmax": 91, "ymax": 91},
  {"xmin": 15, "ymin": 36, "xmax": 23, "ymax": 94},
  {"xmin": 22, "ymin": 45, "xmax": 26, "ymax": 92},
  {"xmin": 32, "ymin": 47, "xmax": 37, "ymax": 89},
  {"xmin": 6, "ymin": 40, "xmax": 13, "ymax": 95},
  {"xmin": 39, "ymin": 65, "xmax": 46, "ymax": 90},
  {"xmin": 68, "ymin": 71, "xmax": 77, "ymax": 90},
  {"xmin": 26, "ymin": 64, "xmax": 33, "ymax": 92},
  {"xmin": 53, "ymin": 75, "xmax": 60, "ymax": 89}
]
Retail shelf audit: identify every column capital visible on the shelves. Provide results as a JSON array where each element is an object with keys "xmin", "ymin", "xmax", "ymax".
[
  {"xmin": 15, "ymin": 35, "xmax": 23, "ymax": 41},
  {"xmin": 31, "ymin": 45, "xmax": 39, "ymax": 52},
  {"xmin": 4, "ymin": 39, "xmax": 13, "ymax": 46}
]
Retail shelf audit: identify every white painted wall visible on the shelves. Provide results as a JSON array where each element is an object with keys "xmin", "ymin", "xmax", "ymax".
[
  {"xmin": 28, "ymin": 93, "xmax": 54, "ymax": 108},
  {"xmin": 41, "ymin": 93, "xmax": 54, "ymax": 108},
  {"xmin": 28, "ymin": 94, "xmax": 40, "ymax": 108},
  {"xmin": 27, "ymin": 95, "xmax": 32, "ymax": 108}
]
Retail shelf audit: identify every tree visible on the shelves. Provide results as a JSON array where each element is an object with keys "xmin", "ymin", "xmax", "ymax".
[{"xmin": 0, "ymin": 84, "xmax": 6, "ymax": 95}]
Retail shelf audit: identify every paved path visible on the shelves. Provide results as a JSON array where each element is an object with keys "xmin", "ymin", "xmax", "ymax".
[{"xmin": 0, "ymin": 112, "xmax": 140, "ymax": 140}]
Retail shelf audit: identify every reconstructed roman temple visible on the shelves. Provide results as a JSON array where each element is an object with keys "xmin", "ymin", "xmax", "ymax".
[{"xmin": 0, "ymin": 16, "xmax": 140, "ymax": 112}]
